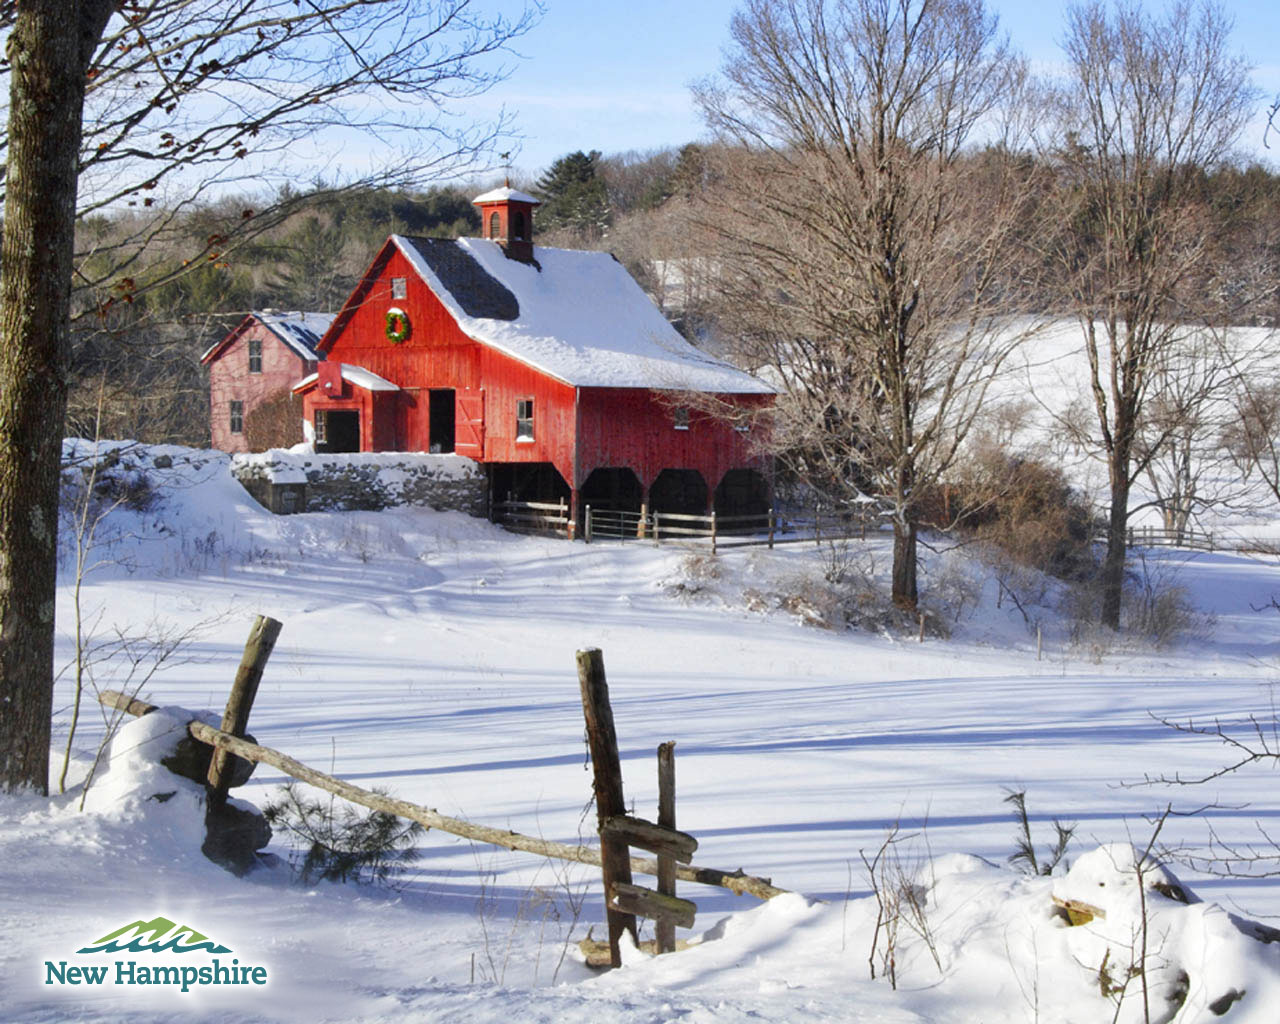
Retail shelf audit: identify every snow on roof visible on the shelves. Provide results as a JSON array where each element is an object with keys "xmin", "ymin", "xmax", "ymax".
[
  {"xmin": 472, "ymin": 186, "xmax": 540, "ymax": 206},
  {"xmin": 199, "ymin": 310, "xmax": 334, "ymax": 363},
  {"xmin": 259, "ymin": 311, "xmax": 335, "ymax": 361},
  {"xmin": 293, "ymin": 363, "xmax": 400, "ymax": 393},
  {"xmin": 393, "ymin": 236, "xmax": 774, "ymax": 394}
]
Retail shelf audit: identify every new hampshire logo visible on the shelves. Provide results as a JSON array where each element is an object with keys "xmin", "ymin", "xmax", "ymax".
[
  {"xmin": 77, "ymin": 916, "xmax": 232, "ymax": 955},
  {"xmin": 46, "ymin": 916, "xmax": 268, "ymax": 993}
]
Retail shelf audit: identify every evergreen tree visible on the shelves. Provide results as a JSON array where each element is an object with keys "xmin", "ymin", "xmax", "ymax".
[{"xmin": 533, "ymin": 150, "xmax": 610, "ymax": 238}]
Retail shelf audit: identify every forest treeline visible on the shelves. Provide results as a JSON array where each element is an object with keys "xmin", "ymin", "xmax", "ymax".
[{"xmin": 69, "ymin": 142, "xmax": 1280, "ymax": 448}]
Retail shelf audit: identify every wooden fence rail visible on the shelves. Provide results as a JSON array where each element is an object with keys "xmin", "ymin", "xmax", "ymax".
[
  {"xmin": 497, "ymin": 500, "xmax": 890, "ymax": 553},
  {"xmin": 96, "ymin": 689, "xmax": 787, "ymax": 902}
]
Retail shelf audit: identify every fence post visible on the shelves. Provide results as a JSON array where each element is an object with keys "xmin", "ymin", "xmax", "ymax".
[
  {"xmin": 710, "ymin": 512, "xmax": 717, "ymax": 555},
  {"xmin": 654, "ymin": 512, "xmax": 661, "ymax": 547},
  {"xmin": 767, "ymin": 507, "xmax": 775, "ymax": 550},
  {"xmin": 585, "ymin": 505, "xmax": 593, "ymax": 544},
  {"xmin": 207, "ymin": 615, "xmax": 282, "ymax": 809},
  {"xmin": 656, "ymin": 741, "xmax": 677, "ymax": 955},
  {"xmin": 638, "ymin": 503, "xmax": 647, "ymax": 540},
  {"xmin": 577, "ymin": 648, "xmax": 637, "ymax": 968}
]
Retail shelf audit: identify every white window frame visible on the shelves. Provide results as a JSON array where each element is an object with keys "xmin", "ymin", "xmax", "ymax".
[{"xmin": 516, "ymin": 398, "xmax": 534, "ymax": 442}]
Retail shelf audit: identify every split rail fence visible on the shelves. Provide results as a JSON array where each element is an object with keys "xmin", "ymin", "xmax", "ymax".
[{"xmin": 99, "ymin": 616, "xmax": 786, "ymax": 971}]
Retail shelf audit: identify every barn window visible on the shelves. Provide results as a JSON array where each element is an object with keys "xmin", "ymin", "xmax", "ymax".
[
  {"xmin": 229, "ymin": 400, "xmax": 244, "ymax": 434},
  {"xmin": 489, "ymin": 211, "xmax": 501, "ymax": 238},
  {"xmin": 391, "ymin": 276, "xmax": 407, "ymax": 300},
  {"xmin": 248, "ymin": 339, "xmax": 262, "ymax": 374},
  {"xmin": 512, "ymin": 210, "xmax": 526, "ymax": 240},
  {"xmin": 516, "ymin": 398, "xmax": 534, "ymax": 441},
  {"xmin": 314, "ymin": 410, "xmax": 327, "ymax": 445},
  {"xmin": 673, "ymin": 407, "xmax": 690, "ymax": 430}
]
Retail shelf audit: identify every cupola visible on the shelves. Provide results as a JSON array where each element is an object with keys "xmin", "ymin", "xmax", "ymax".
[{"xmin": 472, "ymin": 184, "xmax": 540, "ymax": 263}]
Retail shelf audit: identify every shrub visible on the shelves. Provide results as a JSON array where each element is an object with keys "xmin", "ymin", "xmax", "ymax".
[
  {"xmin": 263, "ymin": 781, "xmax": 424, "ymax": 886},
  {"xmin": 926, "ymin": 446, "xmax": 1098, "ymax": 581},
  {"xmin": 244, "ymin": 390, "xmax": 304, "ymax": 451}
]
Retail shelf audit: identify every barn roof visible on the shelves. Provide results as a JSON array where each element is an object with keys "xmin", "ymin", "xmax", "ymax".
[
  {"xmin": 200, "ymin": 310, "xmax": 335, "ymax": 363},
  {"xmin": 293, "ymin": 363, "xmax": 400, "ymax": 394},
  {"xmin": 392, "ymin": 235, "xmax": 774, "ymax": 394},
  {"xmin": 260, "ymin": 311, "xmax": 335, "ymax": 360},
  {"xmin": 472, "ymin": 185, "xmax": 540, "ymax": 205}
]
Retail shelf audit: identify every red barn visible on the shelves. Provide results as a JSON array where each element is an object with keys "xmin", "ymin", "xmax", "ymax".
[
  {"xmin": 294, "ymin": 187, "xmax": 774, "ymax": 522},
  {"xmin": 201, "ymin": 311, "xmax": 334, "ymax": 452}
]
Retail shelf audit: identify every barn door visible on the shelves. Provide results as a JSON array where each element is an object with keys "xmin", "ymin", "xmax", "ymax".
[{"xmin": 455, "ymin": 388, "xmax": 485, "ymax": 459}]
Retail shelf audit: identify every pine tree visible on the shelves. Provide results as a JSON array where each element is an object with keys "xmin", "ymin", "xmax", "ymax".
[{"xmin": 533, "ymin": 150, "xmax": 610, "ymax": 239}]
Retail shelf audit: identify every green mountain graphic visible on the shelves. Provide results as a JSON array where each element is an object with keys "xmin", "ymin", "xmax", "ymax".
[{"xmin": 77, "ymin": 916, "xmax": 233, "ymax": 955}]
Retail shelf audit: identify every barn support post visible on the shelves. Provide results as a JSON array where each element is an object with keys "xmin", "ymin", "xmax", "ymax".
[
  {"xmin": 767, "ymin": 507, "xmax": 775, "ymax": 549},
  {"xmin": 584, "ymin": 505, "xmax": 593, "ymax": 543},
  {"xmin": 710, "ymin": 512, "xmax": 717, "ymax": 555},
  {"xmin": 568, "ymin": 489, "xmax": 578, "ymax": 541},
  {"xmin": 638, "ymin": 502, "xmax": 647, "ymax": 540},
  {"xmin": 577, "ymin": 648, "xmax": 637, "ymax": 967}
]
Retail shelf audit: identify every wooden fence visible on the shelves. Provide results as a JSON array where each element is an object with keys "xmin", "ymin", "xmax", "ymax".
[
  {"xmin": 1116, "ymin": 525, "xmax": 1280, "ymax": 555},
  {"xmin": 100, "ymin": 617, "xmax": 786, "ymax": 971},
  {"xmin": 495, "ymin": 501, "xmax": 1280, "ymax": 560},
  {"xmin": 493, "ymin": 498, "xmax": 573, "ymax": 538},
  {"xmin": 495, "ymin": 499, "xmax": 889, "ymax": 553}
]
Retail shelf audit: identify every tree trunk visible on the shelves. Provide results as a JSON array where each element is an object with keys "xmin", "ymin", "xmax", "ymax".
[
  {"xmin": 891, "ymin": 519, "xmax": 918, "ymax": 611},
  {"xmin": 0, "ymin": 1, "xmax": 113, "ymax": 794},
  {"xmin": 1100, "ymin": 469, "xmax": 1131, "ymax": 631}
]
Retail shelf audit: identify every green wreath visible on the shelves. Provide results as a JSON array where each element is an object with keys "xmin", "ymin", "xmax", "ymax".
[{"xmin": 385, "ymin": 307, "xmax": 411, "ymax": 344}]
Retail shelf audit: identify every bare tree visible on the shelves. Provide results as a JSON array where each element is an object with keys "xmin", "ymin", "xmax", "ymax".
[
  {"xmin": 0, "ymin": 0, "xmax": 534, "ymax": 794},
  {"xmin": 1133, "ymin": 328, "xmax": 1247, "ymax": 543},
  {"xmin": 1046, "ymin": 0, "xmax": 1255, "ymax": 629},
  {"xmin": 695, "ymin": 0, "xmax": 1040, "ymax": 609}
]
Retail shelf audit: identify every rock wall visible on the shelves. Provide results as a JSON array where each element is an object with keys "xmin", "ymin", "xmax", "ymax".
[{"xmin": 230, "ymin": 451, "xmax": 487, "ymax": 517}]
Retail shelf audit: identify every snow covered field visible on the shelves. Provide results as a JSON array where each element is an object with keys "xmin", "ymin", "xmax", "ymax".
[{"xmin": 4, "ymin": 441, "xmax": 1280, "ymax": 1021}]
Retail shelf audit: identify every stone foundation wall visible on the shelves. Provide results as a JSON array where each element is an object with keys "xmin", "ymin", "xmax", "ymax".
[{"xmin": 230, "ymin": 452, "xmax": 487, "ymax": 517}]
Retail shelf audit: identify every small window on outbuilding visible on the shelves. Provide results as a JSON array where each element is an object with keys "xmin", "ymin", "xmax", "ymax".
[
  {"xmin": 248, "ymin": 338, "xmax": 262, "ymax": 374},
  {"xmin": 314, "ymin": 410, "xmax": 327, "ymax": 445},
  {"xmin": 229, "ymin": 400, "xmax": 244, "ymax": 434},
  {"xmin": 391, "ymin": 276, "xmax": 407, "ymax": 300},
  {"xmin": 516, "ymin": 398, "xmax": 534, "ymax": 441},
  {"xmin": 489, "ymin": 211, "xmax": 501, "ymax": 239},
  {"xmin": 512, "ymin": 210, "xmax": 526, "ymax": 240},
  {"xmin": 673, "ymin": 406, "xmax": 690, "ymax": 430}
]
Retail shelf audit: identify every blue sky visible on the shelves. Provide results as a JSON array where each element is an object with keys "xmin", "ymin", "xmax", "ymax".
[{"xmin": 460, "ymin": 0, "xmax": 1280, "ymax": 183}]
